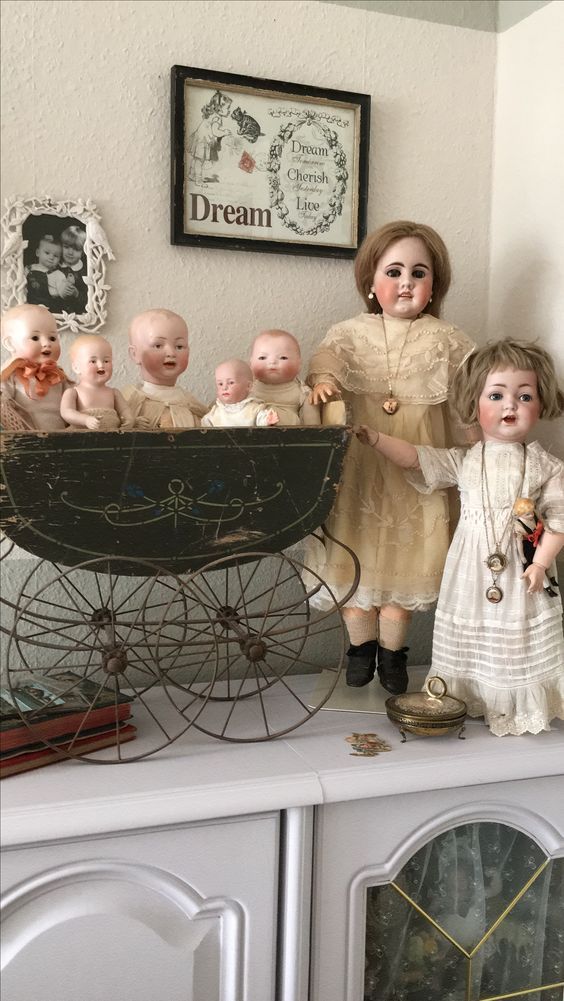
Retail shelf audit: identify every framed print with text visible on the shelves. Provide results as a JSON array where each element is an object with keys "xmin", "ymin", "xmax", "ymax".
[{"xmin": 171, "ymin": 65, "xmax": 370, "ymax": 259}]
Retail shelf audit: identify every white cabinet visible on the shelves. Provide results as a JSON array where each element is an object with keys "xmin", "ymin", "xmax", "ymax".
[
  {"xmin": 1, "ymin": 812, "xmax": 280, "ymax": 1001},
  {"xmin": 310, "ymin": 777, "xmax": 564, "ymax": 1001},
  {"xmin": 2, "ymin": 695, "xmax": 563, "ymax": 1001}
]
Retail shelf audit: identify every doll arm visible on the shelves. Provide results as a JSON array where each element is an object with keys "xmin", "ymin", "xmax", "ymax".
[
  {"xmin": 0, "ymin": 397, "xmax": 35, "ymax": 431},
  {"xmin": 0, "ymin": 373, "xmax": 16, "ymax": 401},
  {"xmin": 60, "ymin": 387, "xmax": 100, "ymax": 430},
  {"xmin": 356, "ymin": 426, "xmax": 420, "ymax": 469},
  {"xmin": 256, "ymin": 408, "xmax": 279, "ymax": 426},
  {"xmin": 522, "ymin": 530, "xmax": 564, "ymax": 594},
  {"xmin": 121, "ymin": 386, "xmax": 152, "ymax": 428},
  {"xmin": 0, "ymin": 375, "xmax": 35, "ymax": 430},
  {"xmin": 310, "ymin": 380, "xmax": 341, "ymax": 405},
  {"xmin": 113, "ymin": 390, "xmax": 135, "ymax": 430}
]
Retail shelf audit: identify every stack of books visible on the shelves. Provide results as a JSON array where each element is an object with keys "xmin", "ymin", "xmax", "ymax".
[{"xmin": 0, "ymin": 672, "xmax": 136, "ymax": 777}]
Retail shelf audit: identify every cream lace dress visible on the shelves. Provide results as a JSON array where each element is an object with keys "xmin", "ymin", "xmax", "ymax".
[
  {"xmin": 305, "ymin": 313, "xmax": 476, "ymax": 611},
  {"xmin": 122, "ymin": 382, "xmax": 206, "ymax": 429},
  {"xmin": 407, "ymin": 441, "xmax": 564, "ymax": 735},
  {"xmin": 252, "ymin": 378, "xmax": 321, "ymax": 426}
]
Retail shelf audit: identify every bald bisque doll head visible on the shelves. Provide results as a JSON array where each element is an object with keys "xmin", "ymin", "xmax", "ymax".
[
  {"xmin": 250, "ymin": 329, "xmax": 301, "ymax": 386},
  {"xmin": 215, "ymin": 358, "xmax": 254, "ymax": 405},
  {"xmin": 128, "ymin": 308, "xmax": 189, "ymax": 387}
]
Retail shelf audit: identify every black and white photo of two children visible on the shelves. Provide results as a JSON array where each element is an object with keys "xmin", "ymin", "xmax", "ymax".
[{"xmin": 23, "ymin": 214, "xmax": 88, "ymax": 315}]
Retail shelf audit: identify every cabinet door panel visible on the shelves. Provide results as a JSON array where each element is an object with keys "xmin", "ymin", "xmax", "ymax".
[
  {"xmin": 311, "ymin": 777, "xmax": 564, "ymax": 1001},
  {"xmin": 1, "ymin": 813, "xmax": 279, "ymax": 1001}
]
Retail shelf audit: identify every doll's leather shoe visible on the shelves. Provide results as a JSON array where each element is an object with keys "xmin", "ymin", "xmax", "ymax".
[
  {"xmin": 377, "ymin": 646, "xmax": 409, "ymax": 695},
  {"xmin": 345, "ymin": 640, "xmax": 378, "ymax": 687}
]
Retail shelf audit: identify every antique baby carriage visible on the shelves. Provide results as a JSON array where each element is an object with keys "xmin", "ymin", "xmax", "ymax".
[{"xmin": 0, "ymin": 426, "xmax": 359, "ymax": 762}]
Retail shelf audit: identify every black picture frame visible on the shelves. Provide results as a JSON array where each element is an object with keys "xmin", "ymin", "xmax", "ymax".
[{"xmin": 171, "ymin": 65, "xmax": 370, "ymax": 259}]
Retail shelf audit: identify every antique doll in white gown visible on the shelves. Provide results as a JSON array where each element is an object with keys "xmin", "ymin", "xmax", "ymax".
[
  {"xmin": 357, "ymin": 338, "xmax": 564, "ymax": 736},
  {"xmin": 202, "ymin": 358, "xmax": 279, "ymax": 427}
]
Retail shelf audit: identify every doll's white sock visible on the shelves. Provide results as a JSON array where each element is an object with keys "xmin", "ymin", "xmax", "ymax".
[
  {"xmin": 343, "ymin": 609, "xmax": 378, "ymax": 646},
  {"xmin": 378, "ymin": 614, "xmax": 409, "ymax": 651}
]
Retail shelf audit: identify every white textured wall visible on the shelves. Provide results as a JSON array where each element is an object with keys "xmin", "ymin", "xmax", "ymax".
[
  {"xmin": 488, "ymin": 0, "xmax": 564, "ymax": 455},
  {"xmin": 1, "ymin": 0, "xmax": 495, "ymax": 388},
  {"xmin": 1, "ymin": 0, "xmax": 496, "ymax": 667}
]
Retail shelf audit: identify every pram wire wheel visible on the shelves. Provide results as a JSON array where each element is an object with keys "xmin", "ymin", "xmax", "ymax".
[{"xmin": 156, "ymin": 549, "xmax": 348, "ymax": 742}]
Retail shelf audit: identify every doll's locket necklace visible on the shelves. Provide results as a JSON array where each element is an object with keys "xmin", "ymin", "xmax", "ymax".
[
  {"xmin": 381, "ymin": 318, "xmax": 413, "ymax": 414},
  {"xmin": 481, "ymin": 442, "xmax": 526, "ymax": 603}
]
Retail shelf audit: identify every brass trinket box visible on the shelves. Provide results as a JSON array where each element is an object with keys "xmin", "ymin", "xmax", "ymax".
[{"xmin": 385, "ymin": 676, "xmax": 467, "ymax": 741}]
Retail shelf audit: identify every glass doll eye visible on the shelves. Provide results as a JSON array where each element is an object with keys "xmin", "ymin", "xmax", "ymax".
[
  {"xmin": 386, "ymin": 268, "xmax": 401, "ymax": 278},
  {"xmin": 488, "ymin": 392, "xmax": 503, "ymax": 401},
  {"xmin": 519, "ymin": 393, "xmax": 533, "ymax": 402},
  {"xmin": 49, "ymin": 335, "xmax": 57, "ymax": 342},
  {"xmin": 413, "ymin": 269, "xmax": 427, "ymax": 279}
]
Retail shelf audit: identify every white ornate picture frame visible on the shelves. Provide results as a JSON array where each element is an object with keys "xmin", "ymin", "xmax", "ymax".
[{"xmin": 1, "ymin": 196, "xmax": 114, "ymax": 333}]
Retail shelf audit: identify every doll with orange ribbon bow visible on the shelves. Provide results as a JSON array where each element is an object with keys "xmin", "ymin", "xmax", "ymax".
[{"xmin": 1, "ymin": 304, "xmax": 70, "ymax": 430}]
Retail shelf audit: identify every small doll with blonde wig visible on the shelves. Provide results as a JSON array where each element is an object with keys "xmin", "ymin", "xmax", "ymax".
[
  {"xmin": 306, "ymin": 221, "xmax": 477, "ymax": 695},
  {"xmin": 61, "ymin": 334, "xmax": 134, "ymax": 431},
  {"xmin": 1, "ymin": 303, "xmax": 70, "ymax": 430},
  {"xmin": 356, "ymin": 338, "xmax": 564, "ymax": 736}
]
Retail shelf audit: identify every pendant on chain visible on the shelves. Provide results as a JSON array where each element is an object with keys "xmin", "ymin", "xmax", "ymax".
[
  {"xmin": 486, "ymin": 584, "xmax": 503, "ymax": 603},
  {"xmin": 485, "ymin": 553, "xmax": 508, "ymax": 573},
  {"xmin": 382, "ymin": 398, "xmax": 399, "ymax": 415}
]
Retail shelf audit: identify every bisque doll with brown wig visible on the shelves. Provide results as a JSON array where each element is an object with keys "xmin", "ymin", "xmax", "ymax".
[
  {"xmin": 306, "ymin": 221, "xmax": 478, "ymax": 694},
  {"xmin": 1, "ymin": 304, "xmax": 69, "ymax": 430},
  {"xmin": 202, "ymin": 359, "xmax": 279, "ymax": 427},
  {"xmin": 357, "ymin": 339, "xmax": 564, "ymax": 736},
  {"xmin": 61, "ymin": 335, "xmax": 134, "ymax": 431},
  {"xmin": 251, "ymin": 329, "xmax": 321, "ymax": 426},
  {"xmin": 123, "ymin": 308, "xmax": 206, "ymax": 429}
]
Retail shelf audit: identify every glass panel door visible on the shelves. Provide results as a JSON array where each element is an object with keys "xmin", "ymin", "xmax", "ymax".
[{"xmin": 364, "ymin": 822, "xmax": 564, "ymax": 1000}]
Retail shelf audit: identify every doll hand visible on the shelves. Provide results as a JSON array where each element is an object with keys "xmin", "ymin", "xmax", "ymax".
[
  {"xmin": 84, "ymin": 415, "xmax": 101, "ymax": 430},
  {"xmin": 265, "ymin": 409, "xmax": 279, "ymax": 426},
  {"xmin": 310, "ymin": 383, "xmax": 338, "ymax": 406},
  {"xmin": 120, "ymin": 418, "xmax": 135, "ymax": 431},
  {"xmin": 522, "ymin": 562, "xmax": 546, "ymax": 594},
  {"xmin": 135, "ymin": 416, "xmax": 152, "ymax": 430},
  {"xmin": 355, "ymin": 424, "xmax": 380, "ymax": 448}
]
